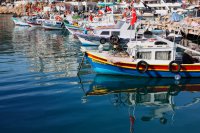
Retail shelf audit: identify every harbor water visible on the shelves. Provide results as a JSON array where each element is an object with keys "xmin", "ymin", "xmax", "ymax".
[{"xmin": 1, "ymin": 14, "xmax": 200, "ymax": 133}]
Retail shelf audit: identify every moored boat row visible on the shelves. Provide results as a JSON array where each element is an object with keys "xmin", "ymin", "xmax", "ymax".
[{"xmin": 8, "ymin": 1, "xmax": 200, "ymax": 78}]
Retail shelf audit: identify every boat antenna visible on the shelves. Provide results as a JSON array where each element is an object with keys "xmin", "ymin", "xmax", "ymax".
[{"xmin": 173, "ymin": 33, "xmax": 177, "ymax": 61}]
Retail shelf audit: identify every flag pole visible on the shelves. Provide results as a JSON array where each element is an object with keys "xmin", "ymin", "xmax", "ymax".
[{"xmin": 130, "ymin": 25, "xmax": 133, "ymax": 42}]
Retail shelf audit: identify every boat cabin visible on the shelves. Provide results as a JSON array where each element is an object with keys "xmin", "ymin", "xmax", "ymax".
[
  {"xmin": 126, "ymin": 35, "xmax": 200, "ymax": 65},
  {"xmin": 127, "ymin": 36, "xmax": 175, "ymax": 64},
  {"xmin": 93, "ymin": 20, "xmax": 137, "ymax": 39}
]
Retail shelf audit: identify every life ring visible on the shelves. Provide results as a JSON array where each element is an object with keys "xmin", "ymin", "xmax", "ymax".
[
  {"xmin": 110, "ymin": 35, "xmax": 119, "ymax": 44},
  {"xmin": 136, "ymin": 60, "xmax": 149, "ymax": 73},
  {"xmin": 169, "ymin": 61, "xmax": 181, "ymax": 73},
  {"xmin": 100, "ymin": 38, "xmax": 106, "ymax": 44}
]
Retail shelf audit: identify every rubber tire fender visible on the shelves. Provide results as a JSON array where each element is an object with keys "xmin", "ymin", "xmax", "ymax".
[
  {"xmin": 169, "ymin": 61, "xmax": 181, "ymax": 73},
  {"xmin": 136, "ymin": 60, "xmax": 149, "ymax": 73},
  {"xmin": 100, "ymin": 38, "xmax": 106, "ymax": 44},
  {"xmin": 110, "ymin": 35, "xmax": 119, "ymax": 44}
]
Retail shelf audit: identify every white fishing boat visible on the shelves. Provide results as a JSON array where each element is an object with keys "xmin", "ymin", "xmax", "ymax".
[
  {"xmin": 75, "ymin": 20, "xmax": 141, "ymax": 46},
  {"xmin": 27, "ymin": 15, "xmax": 45, "ymax": 27},
  {"xmin": 11, "ymin": 17, "xmax": 30, "ymax": 26},
  {"xmin": 81, "ymin": 32, "xmax": 200, "ymax": 78},
  {"xmin": 42, "ymin": 15, "xmax": 64, "ymax": 30}
]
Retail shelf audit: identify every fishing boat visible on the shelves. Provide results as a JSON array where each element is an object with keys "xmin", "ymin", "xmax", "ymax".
[
  {"xmin": 42, "ymin": 15, "xmax": 64, "ymax": 30},
  {"xmin": 11, "ymin": 17, "xmax": 30, "ymax": 26},
  {"xmin": 63, "ymin": 20, "xmax": 85, "ymax": 34},
  {"xmin": 64, "ymin": 12, "xmax": 115, "ymax": 35},
  {"xmin": 81, "ymin": 35, "xmax": 200, "ymax": 78},
  {"xmin": 75, "ymin": 20, "xmax": 141, "ymax": 46},
  {"xmin": 27, "ymin": 15, "xmax": 45, "ymax": 27}
]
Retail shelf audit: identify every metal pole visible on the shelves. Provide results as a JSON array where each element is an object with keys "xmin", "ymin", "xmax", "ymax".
[{"xmin": 130, "ymin": 25, "xmax": 133, "ymax": 42}]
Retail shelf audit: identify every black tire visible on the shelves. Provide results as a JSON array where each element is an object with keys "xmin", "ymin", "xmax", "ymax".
[
  {"xmin": 100, "ymin": 38, "xmax": 106, "ymax": 44},
  {"xmin": 136, "ymin": 60, "xmax": 149, "ymax": 73},
  {"xmin": 169, "ymin": 61, "xmax": 181, "ymax": 73},
  {"xmin": 110, "ymin": 35, "xmax": 119, "ymax": 44}
]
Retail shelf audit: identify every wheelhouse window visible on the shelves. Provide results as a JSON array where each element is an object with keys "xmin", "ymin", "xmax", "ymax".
[
  {"xmin": 56, "ymin": 22, "xmax": 62, "ymax": 24},
  {"xmin": 100, "ymin": 31, "xmax": 110, "ymax": 35},
  {"xmin": 111, "ymin": 31, "xmax": 120, "ymax": 36},
  {"xmin": 155, "ymin": 51, "xmax": 171, "ymax": 60},
  {"xmin": 137, "ymin": 52, "xmax": 151, "ymax": 59}
]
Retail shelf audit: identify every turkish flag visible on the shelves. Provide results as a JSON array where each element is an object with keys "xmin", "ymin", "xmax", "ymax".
[
  {"xmin": 89, "ymin": 15, "xmax": 93, "ymax": 22},
  {"xmin": 130, "ymin": 8, "xmax": 137, "ymax": 26}
]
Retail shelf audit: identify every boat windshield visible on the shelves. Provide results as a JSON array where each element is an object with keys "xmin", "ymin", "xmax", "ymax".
[{"xmin": 114, "ymin": 21, "xmax": 125, "ymax": 29}]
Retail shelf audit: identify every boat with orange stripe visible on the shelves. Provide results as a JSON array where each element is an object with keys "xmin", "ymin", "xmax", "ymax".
[{"xmin": 82, "ymin": 35, "xmax": 200, "ymax": 78}]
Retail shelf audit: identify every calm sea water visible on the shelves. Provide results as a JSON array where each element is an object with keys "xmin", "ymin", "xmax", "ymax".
[{"xmin": 1, "ymin": 14, "xmax": 200, "ymax": 133}]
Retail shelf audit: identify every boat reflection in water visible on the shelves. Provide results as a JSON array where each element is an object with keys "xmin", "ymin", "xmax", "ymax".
[
  {"xmin": 11, "ymin": 26, "xmax": 79, "ymax": 77},
  {"xmin": 81, "ymin": 75, "xmax": 200, "ymax": 132}
]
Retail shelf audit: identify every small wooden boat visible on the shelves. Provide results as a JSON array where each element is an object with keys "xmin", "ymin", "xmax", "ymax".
[
  {"xmin": 11, "ymin": 17, "xmax": 30, "ymax": 27},
  {"xmin": 76, "ymin": 20, "xmax": 141, "ymax": 46},
  {"xmin": 42, "ymin": 15, "xmax": 64, "ymax": 30},
  {"xmin": 82, "ymin": 35, "xmax": 200, "ymax": 78},
  {"xmin": 27, "ymin": 16, "xmax": 45, "ymax": 27},
  {"xmin": 42, "ymin": 20, "xmax": 64, "ymax": 30},
  {"xmin": 63, "ymin": 20, "xmax": 84, "ymax": 34}
]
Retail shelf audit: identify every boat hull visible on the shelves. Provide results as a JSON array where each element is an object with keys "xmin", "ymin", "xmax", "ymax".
[
  {"xmin": 77, "ymin": 36, "xmax": 99, "ymax": 46},
  {"xmin": 77, "ymin": 33, "xmax": 129, "ymax": 46},
  {"xmin": 11, "ymin": 17, "xmax": 30, "ymax": 26},
  {"xmin": 27, "ymin": 22, "xmax": 42, "ymax": 27},
  {"xmin": 43, "ymin": 25, "xmax": 63, "ymax": 30},
  {"xmin": 85, "ymin": 51, "xmax": 200, "ymax": 78},
  {"xmin": 42, "ymin": 20, "xmax": 63, "ymax": 30}
]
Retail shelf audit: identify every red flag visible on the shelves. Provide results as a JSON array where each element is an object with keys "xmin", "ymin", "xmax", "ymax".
[
  {"xmin": 130, "ymin": 8, "xmax": 137, "ymax": 26},
  {"xmin": 89, "ymin": 15, "xmax": 93, "ymax": 22}
]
